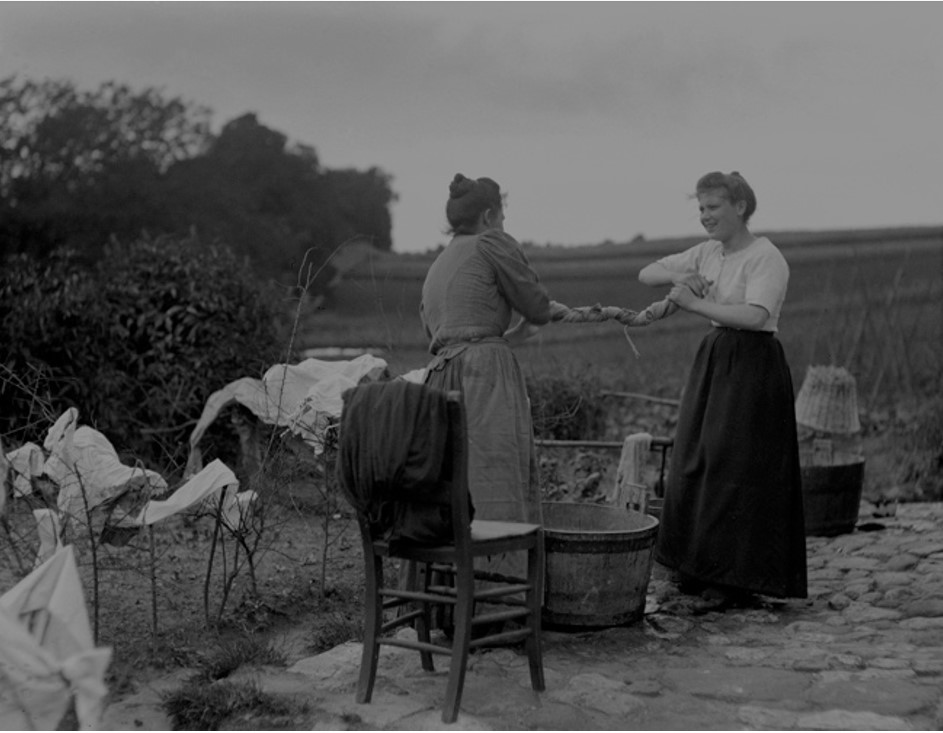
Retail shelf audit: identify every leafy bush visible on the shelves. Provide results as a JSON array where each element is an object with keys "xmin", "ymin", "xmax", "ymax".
[
  {"xmin": 527, "ymin": 373, "xmax": 608, "ymax": 440},
  {"xmin": 0, "ymin": 232, "xmax": 287, "ymax": 473}
]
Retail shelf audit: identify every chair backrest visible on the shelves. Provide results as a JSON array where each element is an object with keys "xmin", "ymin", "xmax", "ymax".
[
  {"xmin": 443, "ymin": 391, "xmax": 471, "ymax": 555},
  {"xmin": 336, "ymin": 381, "xmax": 471, "ymax": 550}
]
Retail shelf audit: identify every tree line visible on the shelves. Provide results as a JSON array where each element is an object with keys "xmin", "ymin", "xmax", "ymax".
[
  {"xmin": 0, "ymin": 75, "xmax": 398, "ymax": 468},
  {"xmin": 0, "ymin": 75, "xmax": 396, "ymax": 285}
]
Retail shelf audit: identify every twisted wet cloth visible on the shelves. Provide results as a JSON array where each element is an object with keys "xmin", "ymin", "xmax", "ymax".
[{"xmin": 549, "ymin": 299, "xmax": 678, "ymax": 356}]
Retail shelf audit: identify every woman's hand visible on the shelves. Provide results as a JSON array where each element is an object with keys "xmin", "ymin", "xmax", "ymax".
[
  {"xmin": 667, "ymin": 272, "xmax": 712, "ymax": 311},
  {"xmin": 667, "ymin": 283, "xmax": 699, "ymax": 310},
  {"xmin": 673, "ymin": 272, "xmax": 711, "ymax": 298},
  {"xmin": 548, "ymin": 300, "xmax": 570, "ymax": 320}
]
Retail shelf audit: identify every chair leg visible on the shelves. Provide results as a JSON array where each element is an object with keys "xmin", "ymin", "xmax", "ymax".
[
  {"xmin": 357, "ymin": 554, "xmax": 383, "ymax": 703},
  {"xmin": 442, "ymin": 566, "xmax": 474, "ymax": 723},
  {"xmin": 525, "ymin": 537, "xmax": 546, "ymax": 692},
  {"xmin": 414, "ymin": 562, "xmax": 434, "ymax": 671}
]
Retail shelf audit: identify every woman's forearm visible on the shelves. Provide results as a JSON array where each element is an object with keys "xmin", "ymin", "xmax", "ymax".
[
  {"xmin": 686, "ymin": 300, "xmax": 769, "ymax": 330},
  {"xmin": 638, "ymin": 262, "xmax": 676, "ymax": 287}
]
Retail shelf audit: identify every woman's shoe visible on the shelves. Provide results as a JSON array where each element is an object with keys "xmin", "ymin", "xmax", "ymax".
[
  {"xmin": 677, "ymin": 573, "xmax": 707, "ymax": 596},
  {"xmin": 691, "ymin": 586, "xmax": 757, "ymax": 615},
  {"xmin": 691, "ymin": 586, "xmax": 732, "ymax": 615}
]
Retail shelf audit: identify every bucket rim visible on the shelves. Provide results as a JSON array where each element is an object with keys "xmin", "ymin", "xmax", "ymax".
[
  {"xmin": 540, "ymin": 500, "xmax": 660, "ymax": 536},
  {"xmin": 799, "ymin": 453, "xmax": 866, "ymax": 469}
]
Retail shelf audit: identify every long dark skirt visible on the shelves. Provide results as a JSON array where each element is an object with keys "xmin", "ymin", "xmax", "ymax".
[{"xmin": 655, "ymin": 328, "xmax": 808, "ymax": 598}]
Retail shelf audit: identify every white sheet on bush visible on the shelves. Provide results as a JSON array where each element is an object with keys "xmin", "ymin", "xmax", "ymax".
[
  {"xmin": 32, "ymin": 509, "xmax": 63, "ymax": 569},
  {"xmin": 42, "ymin": 408, "xmax": 168, "ymax": 519},
  {"xmin": 113, "ymin": 458, "xmax": 240, "ymax": 527},
  {"xmin": 0, "ymin": 545, "xmax": 111, "ymax": 731},
  {"xmin": 186, "ymin": 354, "xmax": 388, "ymax": 471},
  {"xmin": 5, "ymin": 441, "xmax": 44, "ymax": 498}
]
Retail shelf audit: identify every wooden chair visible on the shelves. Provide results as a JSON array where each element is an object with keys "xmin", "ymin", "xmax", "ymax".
[{"xmin": 336, "ymin": 381, "xmax": 545, "ymax": 724}]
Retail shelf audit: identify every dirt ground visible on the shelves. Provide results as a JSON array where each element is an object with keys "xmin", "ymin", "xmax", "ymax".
[
  {"xmin": 1, "ymin": 395, "xmax": 939, "ymax": 726},
  {"xmin": 0, "ymin": 483, "xmax": 364, "ymax": 696}
]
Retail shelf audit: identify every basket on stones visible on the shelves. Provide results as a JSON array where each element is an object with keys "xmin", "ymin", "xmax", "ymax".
[{"xmin": 794, "ymin": 366, "xmax": 865, "ymax": 537}]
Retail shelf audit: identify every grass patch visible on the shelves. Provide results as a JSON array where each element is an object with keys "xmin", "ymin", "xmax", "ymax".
[
  {"xmin": 191, "ymin": 636, "xmax": 289, "ymax": 684},
  {"xmin": 162, "ymin": 637, "xmax": 300, "ymax": 729},
  {"xmin": 307, "ymin": 608, "xmax": 362, "ymax": 654},
  {"xmin": 163, "ymin": 678, "xmax": 306, "ymax": 731}
]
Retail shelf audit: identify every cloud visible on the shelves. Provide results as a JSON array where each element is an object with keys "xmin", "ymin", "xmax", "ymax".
[{"xmin": 1, "ymin": 2, "xmax": 941, "ymax": 250}]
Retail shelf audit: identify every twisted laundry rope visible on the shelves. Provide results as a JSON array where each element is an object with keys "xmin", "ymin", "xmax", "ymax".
[
  {"xmin": 550, "ymin": 299, "xmax": 677, "ymax": 327},
  {"xmin": 549, "ymin": 299, "xmax": 679, "ymax": 357}
]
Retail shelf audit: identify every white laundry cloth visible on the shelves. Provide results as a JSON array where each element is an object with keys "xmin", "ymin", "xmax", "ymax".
[
  {"xmin": 6, "ymin": 442, "xmax": 45, "ymax": 498},
  {"xmin": 0, "ymin": 545, "xmax": 112, "ymax": 731},
  {"xmin": 220, "ymin": 489, "xmax": 259, "ymax": 532},
  {"xmin": 115, "ymin": 459, "xmax": 239, "ymax": 527},
  {"xmin": 398, "ymin": 368, "xmax": 427, "ymax": 384},
  {"xmin": 186, "ymin": 354, "xmax": 388, "ymax": 474},
  {"xmin": 43, "ymin": 408, "xmax": 167, "ymax": 520},
  {"xmin": 612, "ymin": 432, "xmax": 653, "ymax": 511},
  {"xmin": 32, "ymin": 509, "xmax": 63, "ymax": 569}
]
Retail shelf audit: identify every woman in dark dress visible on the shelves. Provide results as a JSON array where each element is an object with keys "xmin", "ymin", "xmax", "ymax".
[{"xmin": 639, "ymin": 171, "xmax": 807, "ymax": 611}]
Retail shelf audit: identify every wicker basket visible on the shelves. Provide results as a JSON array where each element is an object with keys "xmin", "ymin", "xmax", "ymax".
[{"xmin": 794, "ymin": 366, "xmax": 861, "ymax": 434}]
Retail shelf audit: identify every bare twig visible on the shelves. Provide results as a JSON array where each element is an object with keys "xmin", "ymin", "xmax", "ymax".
[
  {"xmin": 0, "ymin": 516, "xmax": 28, "ymax": 575},
  {"xmin": 75, "ymin": 471, "xmax": 101, "ymax": 645},
  {"xmin": 148, "ymin": 525, "xmax": 159, "ymax": 641},
  {"xmin": 216, "ymin": 522, "xmax": 240, "ymax": 628},
  {"xmin": 203, "ymin": 489, "xmax": 227, "ymax": 629},
  {"xmin": 599, "ymin": 390, "xmax": 681, "ymax": 407}
]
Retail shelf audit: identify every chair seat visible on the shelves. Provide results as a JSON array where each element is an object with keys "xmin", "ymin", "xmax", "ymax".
[
  {"xmin": 471, "ymin": 519, "xmax": 541, "ymax": 541},
  {"xmin": 383, "ymin": 520, "xmax": 541, "ymax": 563}
]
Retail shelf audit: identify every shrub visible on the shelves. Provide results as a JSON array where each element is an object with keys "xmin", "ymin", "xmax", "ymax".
[
  {"xmin": 527, "ymin": 373, "xmax": 608, "ymax": 440},
  {"xmin": 0, "ymin": 232, "xmax": 288, "ymax": 473}
]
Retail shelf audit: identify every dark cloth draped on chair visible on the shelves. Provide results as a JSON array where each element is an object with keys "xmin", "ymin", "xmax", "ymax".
[{"xmin": 337, "ymin": 380, "xmax": 472, "ymax": 547}]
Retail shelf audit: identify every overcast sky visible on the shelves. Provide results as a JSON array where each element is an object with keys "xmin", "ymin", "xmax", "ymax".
[{"xmin": 2, "ymin": 2, "xmax": 941, "ymax": 252}]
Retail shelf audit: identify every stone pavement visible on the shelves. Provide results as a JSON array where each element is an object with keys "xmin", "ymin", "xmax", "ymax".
[{"xmin": 104, "ymin": 501, "xmax": 943, "ymax": 731}]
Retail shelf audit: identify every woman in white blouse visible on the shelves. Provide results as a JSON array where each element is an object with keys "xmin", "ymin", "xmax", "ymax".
[{"xmin": 639, "ymin": 171, "xmax": 807, "ymax": 613}]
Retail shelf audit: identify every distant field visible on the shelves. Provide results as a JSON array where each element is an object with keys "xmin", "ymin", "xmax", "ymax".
[{"xmin": 300, "ymin": 226, "xmax": 943, "ymax": 405}]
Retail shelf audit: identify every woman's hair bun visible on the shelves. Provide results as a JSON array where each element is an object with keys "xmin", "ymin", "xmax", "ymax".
[{"xmin": 449, "ymin": 173, "xmax": 475, "ymax": 199}]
